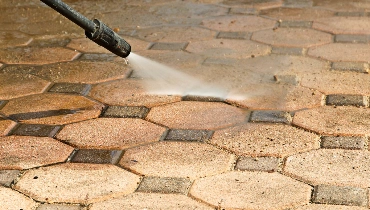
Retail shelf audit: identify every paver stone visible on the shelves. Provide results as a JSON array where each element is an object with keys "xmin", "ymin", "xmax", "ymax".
[{"xmin": 0, "ymin": 186, "xmax": 37, "ymax": 209}]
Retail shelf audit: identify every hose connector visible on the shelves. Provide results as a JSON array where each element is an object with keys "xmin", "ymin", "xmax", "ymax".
[{"xmin": 85, "ymin": 19, "xmax": 131, "ymax": 58}]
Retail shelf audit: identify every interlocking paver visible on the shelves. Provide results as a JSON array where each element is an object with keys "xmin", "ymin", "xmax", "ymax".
[
  {"xmin": 0, "ymin": 170, "xmax": 19, "ymax": 187},
  {"xmin": 136, "ymin": 177, "xmax": 191, "ymax": 194},
  {"xmin": 29, "ymin": 37, "xmax": 70, "ymax": 47},
  {"xmin": 279, "ymin": 20, "xmax": 312, "ymax": 28},
  {"xmin": 102, "ymin": 106, "xmax": 149, "ymax": 118},
  {"xmin": 0, "ymin": 47, "xmax": 80, "ymax": 65},
  {"xmin": 70, "ymin": 149, "xmax": 122, "ymax": 164},
  {"xmin": 331, "ymin": 61, "xmax": 369, "ymax": 73},
  {"xmin": 19, "ymin": 16, "xmax": 81, "ymax": 35},
  {"xmin": 146, "ymin": 101, "xmax": 247, "ymax": 129},
  {"xmin": 47, "ymin": 83, "xmax": 91, "ymax": 95},
  {"xmin": 0, "ymin": 31, "xmax": 32, "ymax": 48},
  {"xmin": 37, "ymin": 204, "xmax": 81, "ymax": 210},
  {"xmin": 0, "ymin": 73, "xmax": 50, "ymax": 100},
  {"xmin": 186, "ymin": 39, "xmax": 271, "ymax": 59},
  {"xmin": 235, "ymin": 156, "xmax": 281, "ymax": 172},
  {"xmin": 119, "ymin": 141, "xmax": 234, "ymax": 179},
  {"xmin": 271, "ymin": 47, "xmax": 305, "ymax": 55},
  {"xmin": 222, "ymin": 0, "xmax": 282, "ymax": 10},
  {"xmin": 89, "ymin": 79, "xmax": 181, "ymax": 107},
  {"xmin": 252, "ymin": 28, "xmax": 332, "ymax": 47},
  {"xmin": 260, "ymin": 7, "xmax": 334, "ymax": 21},
  {"xmin": 217, "ymin": 31, "xmax": 251, "ymax": 39},
  {"xmin": 335, "ymin": 35, "xmax": 370, "ymax": 43},
  {"xmin": 0, "ymin": 6, "xmax": 57, "ymax": 23},
  {"xmin": 211, "ymin": 123, "xmax": 320, "ymax": 157},
  {"xmin": 90, "ymin": 193, "xmax": 212, "ymax": 210},
  {"xmin": 164, "ymin": 129, "xmax": 213, "ymax": 142},
  {"xmin": 293, "ymin": 106, "xmax": 370, "ymax": 136},
  {"xmin": 313, "ymin": 17, "xmax": 370, "ymax": 34},
  {"xmin": 14, "ymin": 163, "xmax": 140, "ymax": 203},
  {"xmin": 1, "ymin": 93, "xmax": 102, "ymax": 125},
  {"xmin": 312, "ymin": 185, "xmax": 368, "ymax": 206},
  {"xmin": 296, "ymin": 204, "xmax": 369, "ymax": 210},
  {"xmin": 321, "ymin": 136, "xmax": 367, "ymax": 150},
  {"xmin": 326, "ymin": 94, "xmax": 367, "ymax": 107},
  {"xmin": 36, "ymin": 61, "xmax": 130, "ymax": 84},
  {"xmin": 202, "ymin": 15, "xmax": 276, "ymax": 32},
  {"xmin": 0, "ymin": 186, "xmax": 37, "ymax": 209},
  {"xmin": 308, "ymin": 43, "xmax": 370, "ymax": 62},
  {"xmin": 149, "ymin": 42, "xmax": 188, "ymax": 51},
  {"xmin": 250, "ymin": 110, "xmax": 292, "ymax": 123},
  {"xmin": 0, "ymin": 118, "xmax": 16, "ymax": 136},
  {"xmin": 11, "ymin": 124, "xmax": 61, "ymax": 137},
  {"xmin": 312, "ymin": 0, "xmax": 370, "ymax": 12},
  {"xmin": 284, "ymin": 149, "xmax": 370, "ymax": 187},
  {"xmin": 0, "ymin": 136, "xmax": 73, "ymax": 170},
  {"xmin": 190, "ymin": 171, "xmax": 311, "ymax": 209},
  {"xmin": 57, "ymin": 118, "xmax": 166, "ymax": 149}
]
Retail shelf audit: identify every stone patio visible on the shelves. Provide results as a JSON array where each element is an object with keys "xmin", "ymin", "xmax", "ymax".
[{"xmin": 1, "ymin": 0, "xmax": 370, "ymax": 209}]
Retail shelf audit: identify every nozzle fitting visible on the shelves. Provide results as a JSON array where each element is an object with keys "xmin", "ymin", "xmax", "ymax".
[{"xmin": 85, "ymin": 19, "xmax": 131, "ymax": 58}]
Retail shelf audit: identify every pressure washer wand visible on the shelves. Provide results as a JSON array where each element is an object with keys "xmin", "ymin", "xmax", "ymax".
[{"xmin": 40, "ymin": 0, "xmax": 131, "ymax": 58}]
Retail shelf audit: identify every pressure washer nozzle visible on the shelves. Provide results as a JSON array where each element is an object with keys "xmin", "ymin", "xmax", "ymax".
[{"xmin": 85, "ymin": 19, "xmax": 131, "ymax": 58}]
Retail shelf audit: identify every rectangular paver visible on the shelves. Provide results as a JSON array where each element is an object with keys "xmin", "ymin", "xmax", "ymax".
[
  {"xmin": 326, "ymin": 94, "xmax": 368, "ymax": 107},
  {"xmin": 279, "ymin": 21, "xmax": 312, "ymax": 28},
  {"xmin": 11, "ymin": 124, "xmax": 61, "ymax": 137},
  {"xmin": 217, "ymin": 31, "xmax": 251, "ymax": 39},
  {"xmin": 321, "ymin": 136, "xmax": 367, "ymax": 150},
  {"xmin": 102, "ymin": 106, "xmax": 149, "ymax": 118},
  {"xmin": 70, "ymin": 149, "xmax": 123, "ymax": 164},
  {"xmin": 313, "ymin": 185, "xmax": 368, "ymax": 206},
  {"xmin": 136, "ymin": 177, "xmax": 191, "ymax": 194},
  {"xmin": 48, "ymin": 83, "xmax": 91, "ymax": 95},
  {"xmin": 250, "ymin": 110, "xmax": 292, "ymax": 124},
  {"xmin": 235, "ymin": 157, "xmax": 281, "ymax": 172},
  {"xmin": 331, "ymin": 61, "xmax": 369, "ymax": 73},
  {"xmin": 165, "ymin": 129, "xmax": 214, "ymax": 142},
  {"xmin": 149, "ymin": 42, "xmax": 188, "ymax": 51}
]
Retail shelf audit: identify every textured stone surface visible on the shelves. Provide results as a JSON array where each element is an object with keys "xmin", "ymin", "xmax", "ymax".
[
  {"xmin": 102, "ymin": 106, "xmax": 149, "ymax": 118},
  {"xmin": 284, "ymin": 149, "xmax": 370, "ymax": 187},
  {"xmin": 0, "ymin": 118, "xmax": 16, "ymax": 136},
  {"xmin": 190, "ymin": 171, "xmax": 311, "ymax": 209},
  {"xmin": 211, "ymin": 123, "xmax": 320, "ymax": 157},
  {"xmin": 308, "ymin": 43, "xmax": 370, "ymax": 62},
  {"xmin": 260, "ymin": 7, "xmax": 334, "ymax": 21},
  {"xmin": 296, "ymin": 204, "xmax": 369, "ymax": 210},
  {"xmin": 293, "ymin": 106, "xmax": 370, "ymax": 136},
  {"xmin": 331, "ymin": 61, "xmax": 369, "ymax": 73},
  {"xmin": 279, "ymin": 20, "xmax": 312, "ymax": 28},
  {"xmin": 202, "ymin": 15, "xmax": 276, "ymax": 32},
  {"xmin": 321, "ymin": 136, "xmax": 367, "ymax": 150},
  {"xmin": 165, "ymin": 129, "xmax": 213, "ymax": 142},
  {"xmin": 217, "ymin": 31, "xmax": 251, "ymax": 39},
  {"xmin": 120, "ymin": 141, "xmax": 233, "ymax": 179},
  {"xmin": 312, "ymin": 185, "xmax": 368, "ymax": 206},
  {"xmin": 271, "ymin": 47, "xmax": 305, "ymax": 55},
  {"xmin": 313, "ymin": 17, "xmax": 370, "ymax": 34},
  {"xmin": 0, "ymin": 170, "xmax": 19, "ymax": 187},
  {"xmin": 250, "ymin": 110, "xmax": 292, "ymax": 123},
  {"xmin": 0, "ymin": 186, "xmax": 37, "ymax": 209},
  {"xmin": 146, "ymin": 101, "xmax": 247, "ymax": 129},
  {"xmin": 71, "ymin": 149, "xmax": 123, "ymax": 164},
  {"xmin": 1, "ymin": 94, "xmax": 102, "ymax": 125},
  {"xmin": 37, "ymin": 204, "xmax": 81, "ymax": 210},
  {"xmin": 15, "ymin": 164, "xmax": 140, "ymax": 203},
  {"xmin": 326, "ymin": 94, "xmax": 367, "ymax": 106},
  {"xmin": 0, "ymin": 31, "xmax": 32, "ymax": 48},
  {"xmin": 0, "ymin": 136, "xmax": 73, "ymax": 170},
  {"xmin": 150, "ymin": 42, "xmax": 188, "ymax": 51},
  {"xmin": 236, "ymin": 157, "xmax": 281, "ymax": 172},
  {"xmin": 335, "ymin": 34, "xmax": 370, "ymax": 44},
  {"xmin": 57, "ymin": 118, "xmax": 166, "ymax": 149},
  {"xmin": 90, "ymin": 193, "xmax": 212, "ymax": 210},
  {"xmin": 11, "ymin": 124, "xmax": 61, "ymax": 137},
  {"xmin": 252, "ymin": 28, "xmax": 332, "ymax": 47},
  {"xmin": 36, "ymin": 61, "xmax": 130, "ymax": 84},
  {"xmin": 0, "ymin": 47, "xmax": 79, "ymax": 65},
  {"xmin": 47, "ymin": 83, "xmax": 91, "ymax": 95},
  {"xmin": 136, "ymin": 177, "xmax": 191, "ymax": 194},
  {"xmin": 0, "ymin": 73, "xmax": 50, "ymax": 100}
]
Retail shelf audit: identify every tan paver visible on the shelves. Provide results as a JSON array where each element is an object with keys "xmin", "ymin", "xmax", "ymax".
[
  {"xmin": 308, "ymin": 43, "xmax": 370, "ymax": 62},
  {"xmin": 252, "ymin": 28, "xmax": 332, "ymax": 48},
  {"xmin": 202, "ymin": 15, "xmax": 276, "ymax": 32},
  {"xmin": 0, "ymin": 47, "xmax": 80, "ymax": 65},
  {"xmin": 136, "ymin": 26, "xmax": 216, "ymax": 42},
  {"xmin": 1, "ymin": 94, "xmax": 102, "ymax": 125},
  {"xmin": 0, "ymin": 136, "xmax": 73, "ymax": 170},
  {"xmin": 260, "ymin": 7, "xmax": 335, "ymax": 21},
  {"xmin": 313, "ymin": 17, "xmax": 370, "ymax": 34},
  {"xmin": 14, "ymin": 163, "xmax": 140, "ymax": 203},
  {"xmin": 91, "ymin": 193, "xmax": 212, "ymax": 210},
  {"xmin": 57, "ymin": 118, "xmax": 166, "ymax": 149},
  {"xmin": 186, "ymin": 39, "xmax": 271, "ymax": 59},
  {"xmin": 0, "ymin": 186, "xmax": 38, "ymax": 210},
  {"xmin": 36, "ymin": 61, "xmax": 130, "ymax": 84},
  {"xmin": 0, "ymin": 73, "xmax": 50, "ymax": 100},
  {"xmin": 222, "ymin": 0, "xmax": 282, "ymax": 10},
  {"xmin": 0, "ymin": 118, "xmax": 16, "ymax": 136},
  {"xmin": 293, "ymin": 106, "xmax": 370, "ymax": 136},
  {"xmin": 0, "ymin": 6, "xmax": 58, "ymax": 23},
  {"xmin": 190, "ymin": 171, "xmax": 311, "ymax": 209},
  {"xmin": 19, "ymin": 16, "xmax": 81, "ymax": 36},
  {"xmin": 211, "ymin": 123, "xmax": 320, "ymax": 157},
  {"xmin": 0, "ymin": 31, "xmax": 32, "ymax": 48},
  {"xmin": 146, "ymin": 101, "xmax": 247, "ymax": 129},
  {"xmin": 312, "ymin": 0, "xmax": 370, "ymax": 12},
  {"xmin": 284, "ymin": 149, "xmax": 370, "ymax": 188},
  {"xmin": 296, "ymin": 204, "xmax": 369, "ymax": 210},
  {"xmin": 89, "ymin": 79, "xmax": 181, "ymax": 107},
  {"xmin": 119, "ymin": 141, "xmax": 234, "ymax": 179}
]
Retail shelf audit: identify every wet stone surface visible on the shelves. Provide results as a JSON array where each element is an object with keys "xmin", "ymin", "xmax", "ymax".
[
  {"xmin": 102, "ymin": 106, "xmax": 149, "ymax": 118},
  {"xmin": 10, "ymin": 124, "xmax": 61, "ymax": 137},
  {"xmin": 48, "ymin": 83, "xmax": 91, "ymax": 95},
  {"xmin": 70, "ymin": 149, "xmax": 123, "ymax": 164}
]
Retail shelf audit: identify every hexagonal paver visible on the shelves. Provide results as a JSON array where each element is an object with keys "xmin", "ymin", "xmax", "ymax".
[
  {"xmin": 19, "ymin": 16, "xmax": 82, "ymax": 36},
  {"xmin": 0, "ymin": 118, "xmax": 16, "ymax": 136},
  {"xmin": 252, "ymin": 28, "xmax": 332, "ymax": 47},
  {"xmin": 211, "ymin": 123, "xmax": 320, "ymax": 157},
  {"xmin": 14, "ymin": 163, "xmax": 140, "ymax": 203},
  {"xmin": 296, "ymin": 204, "xmax": 369, "ymax": 210},
  {"xmin": 56, "ymin": 118, "xmax": 166, "ymax": 149},
  {"xmin": 1, "ymin": 94, "xmax": 102, "ymax": 125},
  {"xmin": 67, "ymin": 37, "xmax": 150, "ymax": 53},
  {"xmin": 190, "ymin": 171, "xmax": 311, "ymax": 209},
  {"xmin": 0, "ymin": 6, "xmax": 58, "ymax": 23},
  {"xmin": 0, "ymin": 47, "xmax": 80, "ymax": 65},
  {"xmin": 0, "ymin": 31, "xmax": 32, "ymax": 48},
  {"xmin": 186, "ymin": 39, "xmax": 271, "ymax": 59},
  {"xmin": 260, "ymin": 7, "xmax": 335, "ymax": 21},
  {"xmin": 301, "ymin": 71, "xmax": 370, "ymax": 95},
  {"xmin": 36, "ymin": 61, "xmax": 131, "ymax": 84},
  {"xmin": 135, "ymin": 26, "xmax": 216, "ymax": 42},
  {"xmin": 90, "ymin": 193, "xmax": 212, "ymax": 210},
  {"xmin": 202, "ymin": 15, "xmax": 276, "ymax": 32},
  {"xmin": 293, "ymin": 106, "xmax": 370, "ymax": 136},
  {"xmin": 313, "ymin": 17, "xmax": 370, "ymax": 34},
  {"xmin": 0, "ymin": 136, "xmax": 73, "ymax": 170},
  {"xmin": 89, "ymin": 80, "xmax": 181, "ymax": 107},
  {"xmin": 0, "ymin": 73, "xmax": 50, "ymax": 100},
  {"xmin": 308, "ymin": 43, "xmax": 370, "ymax": 62},
  {"xmin": 284, "ymin": 149, "xmax": 370, "ymax": 188},
  {"xmin": 0, "ymin": 186, "xmax": 37, "ymax": 209},
  {"xmin": 146, "ymin": 101, "xmax": 247, "ymax": 129},
  {"xmin": 119, "ymin": 141, "xmax": 234, "ymax": 179}
]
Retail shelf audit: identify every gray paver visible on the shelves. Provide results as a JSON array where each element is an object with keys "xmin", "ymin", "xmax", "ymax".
[
  {"xmin": 326, "ymin": 94, "xmax": 368, "ymax": 107},
  {"xmin": 279, "ymin": 20, "xmax": 312, "ymax": 28},
  {"xmin": 235, "ymin": 157, "xmax": 281, "ymax": 172},
  {"xmin": 0, "ymin": 170, "xmax": 19, "ymax": 187},
  {"xmin": 164, "ymin": 129, "xmax": 213, "ymax": 142},
  {"xmin": 149, "ymin": 42, "xmax": 188, "ymax": 51},
  {"xmin": 335, "ymin": 34, "xmax": 370, "ymax": 43},
  {"xmin": 331, "ymin": 61, "xmax": 369, "ymax": 73},
  {"xmin": 271, "ymin": 47, "xmax": 305, "ymax": 55},
  {"xmin": 217, "ymin": 31, "xmax": 251, "ymax": 39},
  {"xmin": 136, "ymin": 177, "xmax": 191, "ymax": 194},
  {"xmin": 11, "ymin": 124, "xmax": 61, "ymax": 137},
  {"xmin": 312, "ymin": 185, "xmax": 368, "ymax": 206},
  {"xmin": 321, "ymin": 136, "xmax": 367, "ymax": 150},
  {"xmin": 48, "ymin": 83, "xmax": 91, "ymax": 95},
  {"xmin": 250, "ymin": 110, "xmax": 292, "ymax": 123},
  {"xmin": 70, "ymin": 149, "xmax": 123, "ymax": 164},
  {"xmin": 102, "ymin": 106, "xmax": 149, "ymax": 118}
]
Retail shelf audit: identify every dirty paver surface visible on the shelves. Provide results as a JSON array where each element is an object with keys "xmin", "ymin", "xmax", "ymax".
[{"xmin": 1, "ymin": 0, "xmax": 370, "ymax": 209}]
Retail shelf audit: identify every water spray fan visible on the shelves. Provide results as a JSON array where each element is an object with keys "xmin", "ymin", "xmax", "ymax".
[{"xmin": 40, "ymin": 0, "xmax": 131, "ymax": 58}]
